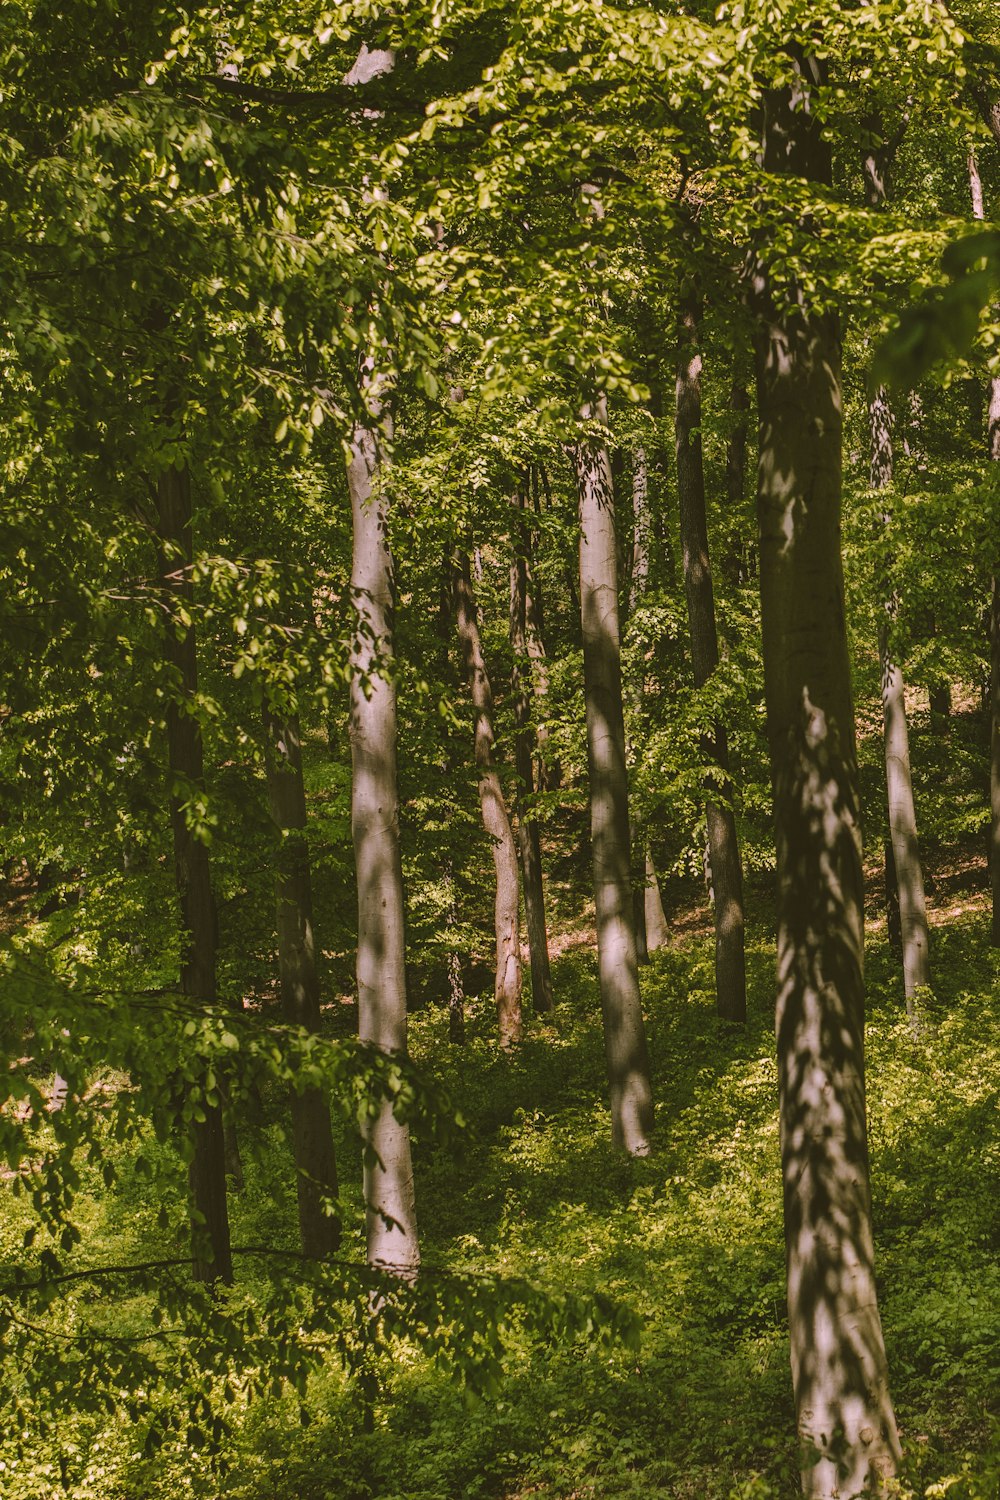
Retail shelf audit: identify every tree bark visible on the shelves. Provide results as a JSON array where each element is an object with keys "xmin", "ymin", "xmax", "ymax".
[
  {"xmin": 725, "ymin": 379, "xmax": 754, "ymax": 585},
  {"xmin": 756, "ymin": 54, "xmax": 900, "ymax": 1497},
  {"xmin": 868, "ymin": 387, "xmax": 930, "ymax": 1006},
  {"xmin": 510, "ymin": 492, "xmax": 553, "ymax": 1014},
  {"xmin": 644, "ymin": 847, "xmax": 670, "ymax": 951},
  {"xmin": 264, "ymin": 706, "xmax": 340, "ymax": 1258},
  {"xmin": 156, "ymin": 464, "xmax": 232, "ymax": 1285},
  {"xmin": 676, "ymin": 289, "xmax": 748, "ymax": 1024},
  {"xmin": 525, "ymin": 467, "xmax": 559, "ymax": 791},
  {"xmin": 574, "ymin": 400, "xmax": 655, "ymax": 1155},
  {"xmin": 968, "ymin": 146, "xmax": 1000, "ymax": 944},
  {"xmin": 862, "ymin": 117, "xmax": 930, "ymax": 1004},
  {"xmin": 348, "ymin": 412, "xmax": 419, "ymax": 1277},
  {"xmin": 453, "ymin": 550, "xmax": 524, "ymax": 1044}
]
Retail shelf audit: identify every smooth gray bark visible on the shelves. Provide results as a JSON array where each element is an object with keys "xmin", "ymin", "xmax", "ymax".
[
  {"xmin": 348, "ymin": 413, "xmax": 419, "ymax": 1277},
  {"xmin": 868, "ymin": 387, "xmax": 930, "ymax": 1006},
  {"xmin": 676, "ymin": 290, "xmax": 747, "ymax": 1024},
  {"xmin": 157, "ymin": 464, "xmax": 231, "ymax": 1285},
  {"xmin": 756, "ymin": 55, "xmax": 900, "ymax": 1497},
  {"xmin": 453, "ymin": 550, "xmax": 524, "ymax": 1045},
  {"xmin": 574, "ymin": 400, "xmax": 655, "ymax": 1155},
  {"xmin": 264, "ymin": 706, "xmax": 340, "ymax": 1257},
  {"xmin": 644, "ymin": 847, "xmax": 670, "ymax": 951},
  {"xmin": 510, "ymin": 493, "xmax": 553, "ymax": 1014}
]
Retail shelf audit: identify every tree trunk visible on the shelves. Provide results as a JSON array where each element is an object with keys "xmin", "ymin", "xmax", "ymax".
[
  {"xmin": 868, "ymin": 387, "xmax": 930, "ymax": 1006},
  {"xmin": 756, "ymin": 54, "xmax": 900, "ymax": 1497},
  {"xmin": 452, "ymin": 550, "xmax": 523, "ymax": 1044},
  {"xmin": 526, "ymin": 467, "xmax": 559, "ymax": 791},
  {"xmin": 969, "ymin": 146, "xmax": 1000, "ymax": 943},
  {"xmin": 725, "ymin": 379, "xmax": 753, "ymax": 585},
  {"xmin": 574, "ymin": 401, "xmax": 655, "ymax": 1155},
  {"xmin": 156, "ymin": 464, "xmax": 232, "ymax": 1286},
  {"xmin": 644, "ymin": 847, "xmax": 670, "ymax": 951},
  {"xmin": 348, "ymin": 414, "xmax": 419, "ymax": 1277},
  {"xmin": 510, "ymin": 494, "xmax": 553, "ymax": 1014},
  {"xmin": 676, "ymin": 289, "xmax": 748, "ymax": 1024},
  {"xmin": 264, "ymin": 706, "xmax": 340, "ymax": 1258}
]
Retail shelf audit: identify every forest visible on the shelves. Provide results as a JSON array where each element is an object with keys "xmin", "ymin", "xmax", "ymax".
[{"xmin": 6, "ymin": 1, "xmax": 1000, "ymax": 1497}]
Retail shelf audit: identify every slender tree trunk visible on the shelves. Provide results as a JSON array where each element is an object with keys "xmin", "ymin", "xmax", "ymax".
[
  {"xmin": 868, "ymin": 388, "xmax": 930, "ymax": 1005},
  {"xmin": 526, "ymin": 467, "xmax": 559, "ymax": 791},
  {"xmin": 862, "ymin": 119, "xmax": 930, "ymax": 1004},
  {"xmin": 644, "ymin": 847, "xmax": 670, "ymax": 950},
  {"xmin": 628, "ymin": 443, "xmax": 668, "ymax": 951},
  {"xmin": 453, "ymin": 550, "xmax": 524, "ymax": 1044},
  {"xmin": 969, "ymin": 147, "xmax": 1000, "ymax": 944},
  {"xmin": 725, "ymin": 379, "xmax": 753, "ymax": 585},
  {"xmin": 574, "ymin": 400, "xmax": 654, "ymax": 1155},
  {"xmin": 156, "ymin": 464, "xmax": 232, "ymax": 1285},
  {"xmin": 676, "ymin": 290, "xmax": 747, "ymax": 1024},
  {"xmin": 756, "ymin": 54, "xmax": 900, "ymax": 1497},
  {"xmin": 264, "ymin": 706, "xmax": 340, "ymax": 1258},
  {"xmin": 348, "ymin": 413, "xmax": 419, "ymax": 1277},
  {"xmin": 510, "ymin": 493, "xmax": 553, "ymax": 1014}
]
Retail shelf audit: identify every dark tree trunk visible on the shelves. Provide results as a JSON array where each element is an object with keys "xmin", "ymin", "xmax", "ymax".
[
  {"xmin": 510, "ymin": 492, "xmax": 553, "ymax": 1014},
  {"xmin": 884, "ymin": 835, "xmax": 903, "ymax": 960},
  {"xmin": 574, "ymin": 400, "xmax": 655, "ymax": 1155},
  {"xmin": 156, "ymin": 464, "xmax": 232, "ymax": 1285},
  {"xmin": 755, "ymin": 54, "xmax": 900, "ymax": 1497},
  {"xmin": 348, "ymin": 411, "xmax": 419, "ymax": 1276},
  {"xmin": 676, "ymin": 289, "xmax": 747, "ymax": 1024},
  {"xmin": 453, "ymin": 550, "xmax": 524, "ymax": 1043},
  {"xmin": 264, "ymin": 706, "xmax": 340, "ymax": 1257}
]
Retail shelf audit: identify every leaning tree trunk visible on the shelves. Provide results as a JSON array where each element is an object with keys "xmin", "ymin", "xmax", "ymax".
[
  {"xmin": 510, "ymin": 491, "xmax": 553, "ymax": 1014},
  {"xmin": 157, "ymin": 464, "xmax": 232, "ymax": 1285},
  {"xmin": 676, "ymin": 288, "xmax": 747, "ymax": 1024},
  {"xmin": 756, "ymin": 53, "xmax": 900, "ymax": 1498},
  {"xmin": 969, "ymin": 145, "xmax": 1000, "ymax": 945},
  {"xmin": 868, "ymin": 386, "xmax": 930, "ymax": 1006},
  {"xmin": 574, "ymin": 400, "xmax": 655, "ymax": 1155},
  {"xmin": 453, "ymin": 550, "xmax": 524, "ymax": 1044},
  {"xmin": 348, "ymin": 412, "xmax": 419, "ymax": 1277},
  {"xmin": 264, "ymin": 706, "xmax": 340, "ymax": 1257}
]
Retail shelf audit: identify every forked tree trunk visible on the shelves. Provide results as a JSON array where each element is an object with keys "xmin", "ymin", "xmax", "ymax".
[
  {"xmin": 453, "ymin": 550, "xmax": 524, "ymax": 1044},
  {"xmin": 968, "ymin": 146, "xmax": 1000, "ymax": 945},
  {"xmin": 348, "ymin": 413, "xmax": 419, "ymax": 1277},
  {"xmin": 756, "ymin": 54, "xmax": 900, "ymax": 1498},
  {"xmin": 574, "ymin": 401, "xmax": 654, "ymax": 1155},
  {"xmin": 868, "ymin": 387, "xmax": 930, "ymax": 1006},
  {"xmin": 510, "ymin": 494, "xmax": 553, "ymax": 1014},
  {"xmin": 264, "ymin": 706, "xmax": 340, "ymax": 1257},
  {"xmin": 676, "ymin": 289, "xmax": 747, "ymax": 1024},
  {"xmin": 157, "ymin": 464, "xmax": 232, "ymax": 1285}
]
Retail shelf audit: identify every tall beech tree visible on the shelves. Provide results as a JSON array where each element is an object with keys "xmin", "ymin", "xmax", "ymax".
[
  {"xmin": 754, "ymin": 53, "xmax": 900, "ymax": 1495},
  {"xmin": 453, "ymin": 549, "xmax": 524, "ymax": 1044},
  {"xmin": 510, "ymin": 487, "xmax": 553, "ymax": 1014},
  {"xmin": 675, "ymin": 285, "xmax": 747, "ymax": 1024},
  {"xmin": 863, "ymin": 122, "xmax": 930, "ymax": 1006},
  {"xmin": 348, "ymin": 405, "xmax": 419, "ymax": 1277},
  {"xmin": 264, "ymin": 704, "xmax": 340, "ymax": 1257},
  {"xmin": 156, "ymin": 461, "xmax": 232, "ymax": 1285},
  {"xmin": 574, "ymin": 400, "xmax": 654, "ymax": 1156}
]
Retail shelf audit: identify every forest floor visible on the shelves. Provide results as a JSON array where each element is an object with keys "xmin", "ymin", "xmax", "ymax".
[
  {"xmin": 207, "ymin": 836, "xmax": 1000, "ymax": 1500},
  {"xmin": 5, "ymin": 837, "xmax": 1000, "ymax": 1500}
]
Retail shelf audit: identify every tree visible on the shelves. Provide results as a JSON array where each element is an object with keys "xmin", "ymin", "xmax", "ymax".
[
  {"xmin": 754, "ymin": 50, "xmax": 900, "ymax": 1495},
  {"xmin": 453, "ymin": 548, "xmax": 524, "ymax": 1045},
  {"xmin": 264, "ymin": 704, "xmax": 340, "ymax": 1257},
  {"xmin": 675, "ymin": 284, "xmax": 747, "ymax": 1024},
  {"xmin": 574, "ymin": 399, "xmax": 654, "ymax": 1156}
]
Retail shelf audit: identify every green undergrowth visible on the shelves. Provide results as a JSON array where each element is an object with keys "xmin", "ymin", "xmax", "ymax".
[{"xmin": 6, "ymin": 901, "xmax": 1000, "ymax": 1498}]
